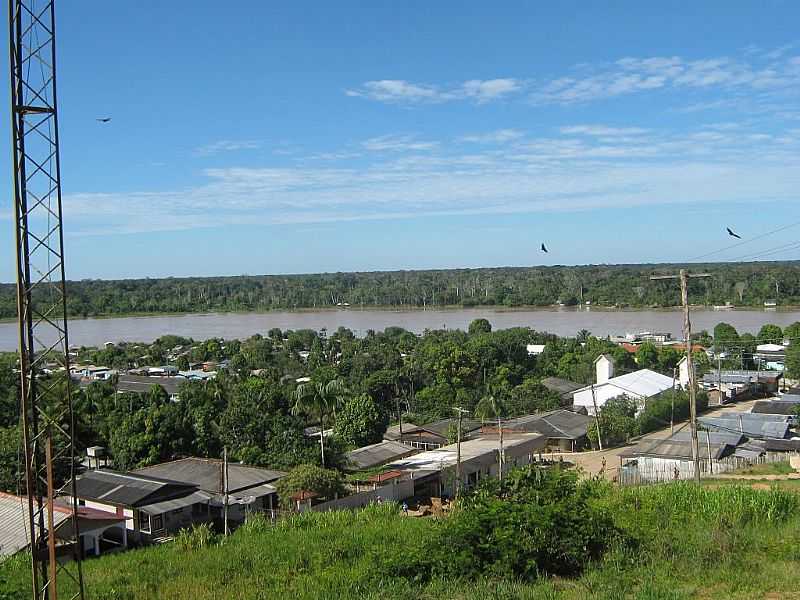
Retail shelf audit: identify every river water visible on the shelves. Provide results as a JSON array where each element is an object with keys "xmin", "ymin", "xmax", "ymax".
[{"xmin": 1, "ymin": 307, "xmax": 799, "ymax": 351}]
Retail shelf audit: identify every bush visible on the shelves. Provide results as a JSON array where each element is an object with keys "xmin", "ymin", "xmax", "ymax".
[
  {"xmin": 382, "ymin": 466, "xmax": 623, "ymax": 582},
  {"xmin": 275, "ymin": 463, "xmax": 346, "ymax": 508}
]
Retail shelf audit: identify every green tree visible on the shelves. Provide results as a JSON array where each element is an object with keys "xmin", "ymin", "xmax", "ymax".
[
  {"xmin": 783, "ymin": 322, "xmax": 800, "ymax": 343},
  {"xmin": 334, "ymin": 394, "xmax": 388, "ymax": 448},
  {"xmin": 786, "ymin": 342, "xmax": 800, "ymax": 380},
  {"xmin": 506, "ymin": 379, "xmax": 560, "ymax": 416},
  {"xmin": 176, "ymin": 355, "xmax": 190, "ymax": 371},
  {"xmin": 713, "ymin": 323, "xmax": 739, "ymax": 352},
  {"xmin": 275, "ymin": 464, "xmax": 345, "ymax": 508},
  {"xmin": 292, "ymin": 379, "xmax": 348, "ymax": 468},
  {"xmin": 758, "ymin": 324, "xmax": 783, "ymax": 343},
  {"xmin": 587, "ymin": 396, "xmax": 638, "ymax": 448},
  {"xmin": 468, "ymin": 318, "xmax": 492, "ymax": 335},
  {"xmin": 635, "ymin": 342, "xmax": 659, "ymax": 370}
]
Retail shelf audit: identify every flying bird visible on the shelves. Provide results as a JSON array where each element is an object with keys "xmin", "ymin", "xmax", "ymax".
[
  {"xmin": 541, "ymin": 243, "xmax": 548, "ymax": 253},
  {"xmin": 726, "ymin": 227, "xmax": 742, "ymax": 239},
  {"xmin": 96, "ymin": 118, "xmax": 111, "ymax": 123}
]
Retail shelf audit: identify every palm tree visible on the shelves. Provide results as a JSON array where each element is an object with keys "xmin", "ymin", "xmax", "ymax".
[{"xmin": 292, "ymin": 379, "xmax": 348, "ymax": 468}]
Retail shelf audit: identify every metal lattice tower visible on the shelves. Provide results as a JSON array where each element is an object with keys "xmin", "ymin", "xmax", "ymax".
[{"xmin": 9, "ymin": 0, "xmax": 84, "ymax": 598}]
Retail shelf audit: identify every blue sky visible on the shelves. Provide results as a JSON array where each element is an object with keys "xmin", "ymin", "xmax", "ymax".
[{"xmin": 1, "ymin": 0, "xmax": 800, "ymax": 280}]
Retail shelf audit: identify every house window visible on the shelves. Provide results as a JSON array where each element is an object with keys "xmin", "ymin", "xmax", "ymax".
[
  {"xmin": 151, "ymin": 514, "xmax": 164, "ymax": 532},
  {"xmin": 137, "ymin": 511, "xmax": 150, "ymax": 532}
]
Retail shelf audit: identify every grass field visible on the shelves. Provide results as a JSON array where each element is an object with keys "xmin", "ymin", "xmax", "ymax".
[{"xmin": 2, "ymin": 482, "xmax": 800, "ymax": 600}]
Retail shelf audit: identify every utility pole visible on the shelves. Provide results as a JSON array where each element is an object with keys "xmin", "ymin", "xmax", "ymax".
[
  {"xmin": 590, "ymin": 385, "xmax": 603, "ymax": 451},
  {"xmin": 9, "ymin": 1, "xmax": 84, "ymax": 598},
  {"xmin": 670, "ymin": 368, "xmax": 677, "ymax": 435},
  {"xmin": 497, "ymin": 414, "xmax": 504, "ymax": 481},
  {"xmin": 453, "ymin": 407, "xmax": 469, "ymax": 498},
  {"xmin": 223, "ymin": 447, "xmax": 229, "ymax": 536},
  {"xmin": 651, "ymin": 270, "xmax": 711, "ymax": 484}
]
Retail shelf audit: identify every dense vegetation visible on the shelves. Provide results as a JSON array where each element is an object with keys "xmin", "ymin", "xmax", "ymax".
[
  {"xmin": 3, "ymin": 311, "xmax": 797, "ymax": 495},
  {"xmin": 1, "ymin": 261, "xmax": 799, "ymax": 319},
  {"xmin": 2, "ymin": 467, "xmax": 799, "ymax": 599}
]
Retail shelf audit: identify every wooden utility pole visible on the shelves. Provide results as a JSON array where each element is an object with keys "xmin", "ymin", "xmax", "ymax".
[
  {"xmin": 670, "ymin": 368, "xmax": 677, "ymax": 435},
  {"xmin": 453, "ymin": 407, "xmax": 469, "ymax": 498},
  {"xmin": 590, "ymin": 385, "xmax": 603, "ymax": 451},
  {"xmin": 650, "ymin": 270, "xmax": 711, "ymax": 484},
  {"xmin": 223, "ymin": 447, "xmax": 229, "ymax": 536},
  {"xmin": 497, "ymin": 415, "xmax": 504, "ymax": 481}
]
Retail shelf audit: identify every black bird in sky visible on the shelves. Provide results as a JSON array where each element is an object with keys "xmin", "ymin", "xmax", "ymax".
[
  {"xmin": 541, "ymin": 243, "xmax": 548, "ymax": 253},
  {"xmin": 726, "ymin": 227, "xmax": 742, "ymax": 239},
  {"xmin": 96, "ymin": 118, "xmax": 111, "ymax": 123}
]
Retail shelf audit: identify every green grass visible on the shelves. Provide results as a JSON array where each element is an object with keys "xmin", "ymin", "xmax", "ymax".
[
  {"xmin": 2, "ymin": 484, "xmax": 800, "ymax": 600},
  {"xmin": 729, "ymin": 461, "xmax": 796, "ymax": 476}
]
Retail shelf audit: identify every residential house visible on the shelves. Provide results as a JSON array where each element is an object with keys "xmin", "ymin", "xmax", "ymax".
[
  {"xmin": 395, "ymin": 418, "xmax": 482, "ymax": 450},
  {"xmin": 754, "ymin": 344, "xmax": 787, "ymax": 371},
  {"xmin": 0, "ymin": 492, "xmax": 127, "ymax": 559},
  {"xmin": 344, "ymin": 440, "xmax": 419, "ymax": 472},
  {"xmin": 526, "ymin": 344, "xmax": 546, "ymax": 356},
  {"xmin": 133, "ymin": 458, "xmax": 285, "ymax": 518},
  {"xmin": 701, "ymin": 370, "xmax": 783, "ymax": 402},
  {"xmin": 573, "ymin": 355, "xmax": 676, "ymax": 416},
  {"xmin": 481, "ymin": 409, "xmax": 593, "ymax": 452},
  {"xmin": 385, "ymin": 433, "xmax": 546, "ymax": 498},
  {"xmin": 71, "ymin": 470, "xmax": 211, "ymax": 543},
  {"xmin": 383, "ymin": 421, "xmax": 419, "ymax": 442},
  {"xmin": 540, "ymin": 377, "xmax": 583, "ymax": 404}
]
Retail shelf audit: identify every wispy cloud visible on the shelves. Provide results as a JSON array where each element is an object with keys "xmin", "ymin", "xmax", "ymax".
[
  {"xmin": 459, "ymin": 129, "xmax": 524, "ymax": 144},
  {"xmin": 346, "ymin": 78, "xmax": 521, "ymax": 104},
  {"xmin": 362, "ymin": 135, "xmax": 439, "ymax": 152},
  {"xmin": 194, "ymin": 140, "xmax": 262, "ymax": 156},
  {"xmin": 61, "ymin": 121, "xmax": 800, "ymax": 236},
  {"xmin": 346, "ymin": 48, "xmax": 800, "ymax": 108},
  {"xmin": 559, "ymin": 125, "xmax": 650, "ymax": 136}
]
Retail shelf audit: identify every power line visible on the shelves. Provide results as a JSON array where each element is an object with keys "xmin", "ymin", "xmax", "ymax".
[{"xmin": 687, "ymin": 219, "xmax": 800, "ymax": 262}]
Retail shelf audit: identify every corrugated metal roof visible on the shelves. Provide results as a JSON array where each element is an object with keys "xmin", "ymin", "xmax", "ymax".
[
  {"xmin": 575, "ymin": 369, "xmax": 674, "ymax": 399},
  {"xmin": 620, "ymin": 438, "xmax": 731, "ymax": 461},
  {"xmin": 541, "ymin": 377, "xmax": 582, "ymax": 397},
  {"xmin": 73, "ymin": 470, "xmax": 196, "ymax": 506},
  {"xmin": 139, "ymin": 491, "xmax": 211, "ymax": 515},
  {"xmin": 0, "ymin": 493, "xmax": 70, "ymax": 558},
  {"xmin": 383, "ymin": 422, "xmax": 419, "ymax": 441},
  {"xmin": 751, "ymin": 401, "xmax": 800, "ymax": 416},
  {"xmin": 345, "ymin": 440, "xmax": 418, "ymax": 470},
  {"xmin": 133, "ymin": 458, "xmax": 285, "ymax": 494},
  {"xmin": 699, "ymin": 415, "xmax": 790, "ymax": 440},
  {"xmin": 501, "ymin": 410, "xmax": 592, "ymax": 440}
]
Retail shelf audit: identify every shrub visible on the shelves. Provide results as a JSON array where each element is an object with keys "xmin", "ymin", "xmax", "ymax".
[
  {"xmin": 382, "ymin": 466, "xmax": 623, "ymax": 582},
  {"xmin": 275, "ymin": 463, "xmax": 346, "ymax": 508}
]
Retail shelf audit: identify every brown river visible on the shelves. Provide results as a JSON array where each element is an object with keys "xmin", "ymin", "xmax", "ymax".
[{"xmin": 1, "ymin": 307, "xmax": 799, "ymax": 350}]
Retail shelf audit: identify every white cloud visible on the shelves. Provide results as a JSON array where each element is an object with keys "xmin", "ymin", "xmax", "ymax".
[
  {"xmin": 460, "ymin": 79, "xmax": 520, "ymax": 103},
  {"xmin": 345, "ymin": 80, "xmax": 440, "ymax": 103},
  {"xmin": 347, "ymin": 78, "xmax": 521, "ymax": 104},
  {"xmin": 459, "ymin": 129, "xmax": 524, "ymax": 144},
  {"xmin": 347, "ymin": 48, "xmax": 800, "ymax": 109},
  {"xmin": 61, "ymin": 121, "xmax": 800, "ymax": 236},
  {"xmin": 193, "ymin": 140, "xmax": 262, "ymax": 156},
  {"xmin": 361, "ymin": 135, "xmax": 439, "ymax": 152},
  {"xmin": 559, "ymin": 125, "xmax": 649, "ymax": 136}
]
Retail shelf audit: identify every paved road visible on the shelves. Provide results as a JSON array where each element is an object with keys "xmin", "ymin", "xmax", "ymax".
[{"xmin": 547, "ymin": 397, "xmax": 764, "ymax": 480}]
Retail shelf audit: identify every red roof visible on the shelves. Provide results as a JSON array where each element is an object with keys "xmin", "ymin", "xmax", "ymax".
[{"xmin": 368, "ymin": 470, "xmax": 404, "ymax": 483}]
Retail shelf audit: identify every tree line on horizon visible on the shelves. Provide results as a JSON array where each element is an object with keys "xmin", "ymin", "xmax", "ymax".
[{"xmin": 1, "ymin": 261, "xmax": 799, "ymax": 319}]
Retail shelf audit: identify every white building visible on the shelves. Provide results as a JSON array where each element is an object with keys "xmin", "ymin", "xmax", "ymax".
[
  {"xmin": 573, "ymin": 355, "xmax": 676, "ymax": 416},
  {"xmin": 526, "ymin": 344, "xmax": 546, "ymax": 356}
]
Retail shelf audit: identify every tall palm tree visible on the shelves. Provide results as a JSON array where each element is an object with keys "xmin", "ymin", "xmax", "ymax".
[{"xmin": 292, "ymin": 379, "xmax": 348, "ymax": 468}]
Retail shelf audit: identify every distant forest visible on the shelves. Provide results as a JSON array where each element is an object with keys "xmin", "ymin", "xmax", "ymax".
[{"xmin": 1, "ymin": 262, "xmax": 798, "ymax": 319}]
